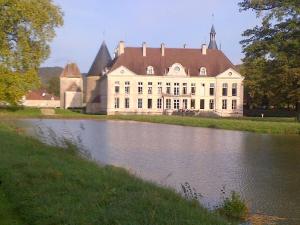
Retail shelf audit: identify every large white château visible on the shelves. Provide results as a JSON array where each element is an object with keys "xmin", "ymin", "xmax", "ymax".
[{"xmin": 60, "ymin": 26, "xmax": 244, "ymax": 117}]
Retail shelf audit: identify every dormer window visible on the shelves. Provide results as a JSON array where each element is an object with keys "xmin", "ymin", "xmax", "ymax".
[
  {"xmin": 167, "ymin": 63, "xmax": 187, "ymax": 76},
  {"xmin": 200, "ymin": 67, "xmax": 207, "ymax": 76},
  {"xmin": 146, "ymin": 66, "xmax": 154, "ymax": 75}
]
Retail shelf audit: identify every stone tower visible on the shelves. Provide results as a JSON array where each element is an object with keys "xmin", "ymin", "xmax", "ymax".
[
  {"xmin": 208, "ymin": 25, "xmax": 218, "ymax": 50},
  {"xmin": 86, "ymin": 41, "xmax": 112, "ymax": 113},
  {"xmin": 60, "ymin": 63, "xmax": 83, "ymax": 109}
]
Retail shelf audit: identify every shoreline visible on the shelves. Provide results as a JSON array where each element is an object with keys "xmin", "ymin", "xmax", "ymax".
[
  {"xmin": 0, "ymin": 108, "xmax": 299, "ymax": 135},
  {"xmin": 0, "ymin": 122, "xmax": 231, "ymax": 225}
]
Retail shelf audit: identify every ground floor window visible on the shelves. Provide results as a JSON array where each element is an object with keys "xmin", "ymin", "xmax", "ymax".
[
  {"xmin": 232, "ymin": 99, "xmax": 237, "ymax": 110},
  {"xmin": 200, "ymin": 99, "xmax": 205, "ymax": 109},
  {"xmin": 183, "ymin": 99, "xmax": 188, "ymax": 109},
  {"xmin": 157, "ymin": 98, "xmax": 162, "ymax": 109},
  {"xmin": 174, "ymin": 99, "xmax": 179, "ymax": 109},
  {"xmin": 114, "ymin": 97, "xmax": 119, "ymax": 109},
  {"xmin": 209, "ymin": 99, "xmax": 214, "ymax": 110},
  {"xmin": 138, "ymin": 98, "xmax": 143, "ymax": 108},
  {"xmin": 191, "ymin": 99, "xmax": 195, "ymax": 109},
  {"xmin": 125, "ymin": 98, "xmax": 130, "ymax": 108},
  {"xmin": 166, "ymin": 99, "xmax": 171, "ymax": 109},
  {"xmin": 148, "ymin": 99, "xmax": 152, "ymax": 109},
  {"xmin": 222, "ymin": 99, "xmax": 227, "ymax": 109}
]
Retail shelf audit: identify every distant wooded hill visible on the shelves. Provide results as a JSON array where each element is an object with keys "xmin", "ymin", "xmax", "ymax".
[
  {"xmin": 38, "ymin": 67, "xmax": 87, "ymax": 84},
  {"xmin": 38, "ymin": 67, "xmax": 63, "ymax": 85}
]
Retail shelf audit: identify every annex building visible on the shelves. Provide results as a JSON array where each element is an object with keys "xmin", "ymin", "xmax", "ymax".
[{"xmin": 61, "ymin": 26, "xmax": 244, "ymax": 117}]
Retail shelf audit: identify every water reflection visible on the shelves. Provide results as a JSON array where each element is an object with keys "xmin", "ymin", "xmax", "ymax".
[{"xmin": 19, "ymin": 119, "xmax": 300, "ymax": 225}]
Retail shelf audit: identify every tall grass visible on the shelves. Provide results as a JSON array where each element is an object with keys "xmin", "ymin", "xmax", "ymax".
[{"xmin": 0, "ymin": 122, "xmax": 230, "ymax": 225}]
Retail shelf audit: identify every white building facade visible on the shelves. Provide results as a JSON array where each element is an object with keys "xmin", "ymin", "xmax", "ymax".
[{"xmin": 85, "ymin": 26, "xmax": 244, "ymax": 117}]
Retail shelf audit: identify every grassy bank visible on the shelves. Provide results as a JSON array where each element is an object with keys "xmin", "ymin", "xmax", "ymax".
[
  {"xmin": 109, "ymin": 115, "xmax": 300, "ymax": 135},
  {"xmin": 0, "ymin": 122, "xmax": 230, "ymax": 225},
  {"xmin": 0, "ymin": 107, "xmax": 299, "ymax": 135}
]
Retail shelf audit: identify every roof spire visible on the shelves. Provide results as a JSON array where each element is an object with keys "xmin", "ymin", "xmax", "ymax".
[
  {"xmin": 88, "ymin": 41, "xmax": 112, "ymax": 76},
  {"xmin": 208, "ymin": 24, "xmax": 218, "ymax": 50}
]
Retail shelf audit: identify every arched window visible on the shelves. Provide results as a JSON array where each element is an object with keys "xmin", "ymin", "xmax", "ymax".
[
  {"xmin": 146, "ymin": 66, "xmax": 154, "ymax": 75},
  {"xmin": 200, "ymin": 67, "xmax": 207, "ymax": 76},
  {"xmin": 167, "ymin": 63, "xmax": 187, "ymax": 76}
]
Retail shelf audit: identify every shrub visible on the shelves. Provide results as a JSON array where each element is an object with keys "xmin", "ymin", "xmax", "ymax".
[{"xmin": 217, "ymin": 191, "xmax": 248, "ymax": 221}]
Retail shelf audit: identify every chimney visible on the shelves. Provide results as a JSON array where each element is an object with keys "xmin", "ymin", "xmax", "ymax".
[
  {"xmin": 117, "ymin": 41, "xmax": 125, "ymax": 56},
  {"xmin": 202, "ymin": 44, "xmax": 207, "ymax": 55},
  {"xmin": 161, "ymin": 43, "xmax": 165, "ymax": 56},
  {"xmin": 142, "ymin": 42, "xmax": 147, "ymax": 57}
]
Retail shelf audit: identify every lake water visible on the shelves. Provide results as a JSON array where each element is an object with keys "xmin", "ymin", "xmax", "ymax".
[{"xmin": 18, "ymin": 119, "xmax": 300, "ymax": 225}]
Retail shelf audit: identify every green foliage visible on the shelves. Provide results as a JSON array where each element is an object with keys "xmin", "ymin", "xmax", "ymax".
[
  {"xmin": 0, "ymin": 0, "xmax": 63, "ymax": 104},
  {"xmin": 239, "ymin": 0, "xmax": 300, "ymax": 109},
  {"xmin": 0, "ymin": 67, "xmax": 40, "ymax": 105},
  {"xmin": 217, "ymin": 191, "xmax": 248, "ymax": 221},
  {"xmin": 45, "ymin": 76, "xmax": 60, "ymax": 96}
]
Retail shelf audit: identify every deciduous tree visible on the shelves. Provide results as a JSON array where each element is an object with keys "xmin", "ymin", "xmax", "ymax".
[
  {"xmin": 239, "ymin": 0, "xmax": 300, "ymax": 112},
  {"xmin": 0, "ymin": 0, "xmax": 63, "ymax": 105}
]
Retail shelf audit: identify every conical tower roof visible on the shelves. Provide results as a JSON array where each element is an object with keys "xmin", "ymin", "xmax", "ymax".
[
  {"xmin": 210, "ymin": 25, "xmax": 216, "ymax": 34},
  {"xmin": 208, "ymin": 25, "xmax": 218, "ymax": 50},
  {"xmin": 88, "ymin": 41, "xmax": 112, "ymax": 76}
]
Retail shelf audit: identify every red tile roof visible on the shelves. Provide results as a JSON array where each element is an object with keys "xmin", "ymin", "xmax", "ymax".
[
  {"xmin": 25, "ymin": 90, "xmax": 59, "ymax": 101},
  {"xmin": 110, "ymin": 47, "xmax": 235, "ymax": 77}
]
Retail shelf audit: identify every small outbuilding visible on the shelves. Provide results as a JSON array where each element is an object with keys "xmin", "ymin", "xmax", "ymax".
[
  {"xmin": 60, "ymin": 63, "xmax": 84, "ymax": 109},
  {"xmin": 22, "ymin": 90, "xmax": 60, "ymax": 108}
]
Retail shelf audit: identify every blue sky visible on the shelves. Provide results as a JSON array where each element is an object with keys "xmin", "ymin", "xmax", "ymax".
[{"xmin": 43, "ymin": 0, "xmax": 260, "ymax": 72}]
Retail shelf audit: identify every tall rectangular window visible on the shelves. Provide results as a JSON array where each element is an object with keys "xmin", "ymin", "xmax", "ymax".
[
  {"xmin": 182, "ymin": 83, "xmax": 187, "ymax": 95},
  {"xmin": 200, "ymin": 99, "xmax": 205, "ymax": 109},
  {"xmin": 125, "ymin": 81, "xmax": 130, "ymax": 94},
  {"xmin": 200, "ymin": 83, "xmax": 205, "ymax": 96},
  {"xmin": 148, "ymin": 82, "xmax": 152, "ymax": 94},
  {"xmin": 191, "ymin": 99, "xmax": 195, "ymax": 109},
  {"xmin": 138, "ymin": 98, "xmax": 143, "ymax": 109},
  {"xmin": 191, "ymin": 83, "xmax": 196, "ymax": 95},
  {"xmin": 209, "ymin": 83, "xmax": 215, "ymax": 96},
  {"xmin": 232, "ymin": 83, "xmax": 237, "ymax": 96},
  {"xmin": 115, "ymin": 81, "xmax": 120, "ymax": 94},
  {"xmin": 174, "ymin": 99, "xmax": 179, "ymax": 109},
  {"xmin": 166, "ymin": 99, "xmax": 171, "ymax": 109},
  {"xmin": 158, "ymin": 82, "xmax": 162, "ymax": 94},
  {"xmin": 174, "ymin": 83, "xmax": 180, "ymax": 96},
  {"xmin": 148, "ymin": 99, "xmax": 152, "ymax": 109},
  {"xmin": 157, "ymin": 98, "xmax": 162, "ymax": 109},
  {"xmin": 232, "ymin": 100, "xmax": 237, "ymax": 110},
  {"xmin": 114, "ymin": 97, "xmax": 119, "ymax": 109},
  {"xmin": 125, "ymin": 98, "xmax": 130, "ymax": 108},
  {"xmin": 183, "ymin": 99, "xmax": 188, "ymax": 109},
  {"xmin": 222, "ymin": 83, "xmax": 228, "ymax": 96},
  {"xmin": 166, "ymin": 83, "xmax": 171, "ymax": 94},
  {"xmin": 209, "ymin": 99, "xmax": 214, "ymax": 110},
  {"xmin": 222, "ymin": 99, "xmax": 227, "ymax": 109},
  {"xmin": 138, "ymin": 82, "xmax": 143, "ymax": 94}
]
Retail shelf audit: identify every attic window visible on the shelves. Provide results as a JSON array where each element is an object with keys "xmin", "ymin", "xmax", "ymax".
[
  {"xmin": 200, "ymin": 67, "xmax": 207, "ymax": 76},
  {"xmin": 146, "ymin": 66, "xmax": 154, "ymax": 75}
]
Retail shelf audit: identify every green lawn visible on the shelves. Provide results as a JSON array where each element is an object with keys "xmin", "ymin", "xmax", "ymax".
[
  {"xmin": 0, "ymin": 107, "xmax": 299, "ymax": 135},
  {"xmin": 0, "ymin": 123, "xmax": 230, "ymax": 225},
  {"xmin": 109, "ymin": 115, "xmax": 300, "ymax": 135},
  {"xmin": 0, "ymin": 187, "xmax": 21, "ymax": 225}
]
